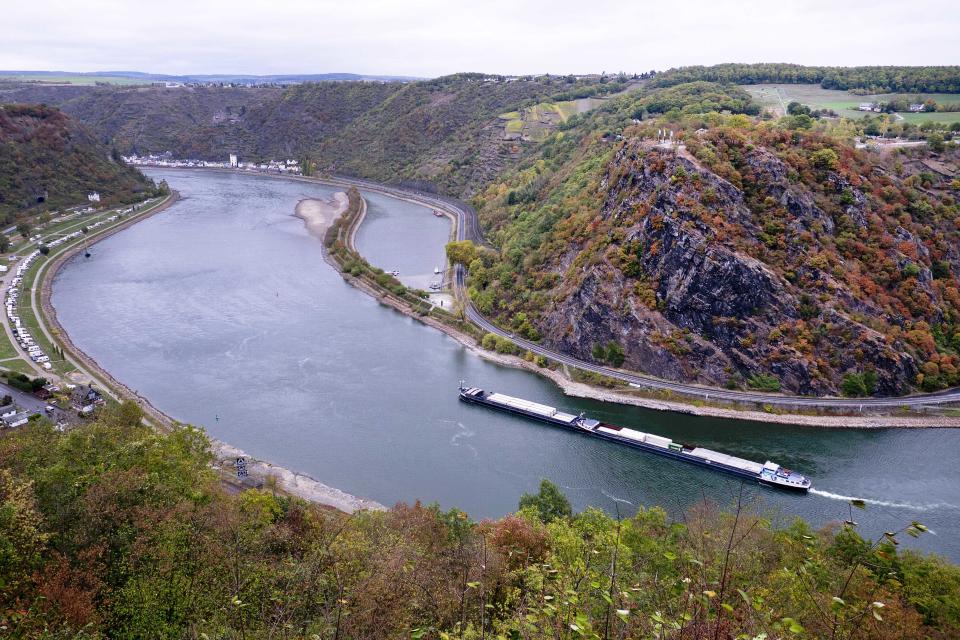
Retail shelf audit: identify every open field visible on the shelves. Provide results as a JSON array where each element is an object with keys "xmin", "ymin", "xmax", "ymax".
[
  {"xmin": 744, "ymin": 83, "xmax": 960, "ymax": 125},
  {"xmin": 0, "ymin": 73, "xmax": 147, "ymax": 85},
  {"xmin": 896, "ymin": 111, "xmax": 960, "ymax": 124},
  {"xmin": 0, "ymin": 358, "xmax": 36, "ymax": 375},
  {"xmin": 0, "ymin": 332, "xmax": 18, "ymax": 360},
  {"xmin": 499, "ymin": 100, "xmax": 581, "ymax": 141}
]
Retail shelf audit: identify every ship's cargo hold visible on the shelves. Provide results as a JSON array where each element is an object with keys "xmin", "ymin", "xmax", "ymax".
[{"xmin": 645, "ymin": 434, "xmax": 672, "ymax": 449}]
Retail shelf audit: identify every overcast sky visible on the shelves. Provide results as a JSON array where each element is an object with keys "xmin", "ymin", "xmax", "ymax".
[{"xmin": 5, "ymin": 0, "xmax": 958, "ymax": 77}]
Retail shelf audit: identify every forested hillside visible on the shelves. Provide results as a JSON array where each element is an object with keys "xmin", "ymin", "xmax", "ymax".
[
  {"xmin": 650, "ymin": 64, "xmax": 960, "ymax": 93},
  {"xmin": 2, "ymin": 406, "xmax": 958, "ymax": 638},
  {"xmin": 1, "ymin": 74, "xmax": 627, "ymax": 195},
  {"xmin": 467, "ymin": 83, "xmax": 960, "ymax": 396},
  {"xmin": 0, "ymin": 104, "xmax": 156, "ymax": 219}
]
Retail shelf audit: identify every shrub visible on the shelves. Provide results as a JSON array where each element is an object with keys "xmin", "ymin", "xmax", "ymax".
[
  {"xmin": 746, "ymin": 373, "xmax": 781, "ymax": 392},
  {"xmin": 518, "ymin": 479, "xmax": 572, "ymax": 523},
  {"xmin": 592, "ymin": 341, "xmax": 626, "ymax": 367},
  {"xmin": 810, "ymin": 148, "xmax": 838, "ymax": 170},
  {"xmin": 494, "ymin": 336, "xmax": 517, "ymax": 355},
  {"xmin": 841, "ymin": 371, "xmax": 876, "ymax": 397}
]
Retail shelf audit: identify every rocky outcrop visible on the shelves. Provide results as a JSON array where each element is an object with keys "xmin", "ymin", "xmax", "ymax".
[{"xmin": 536, "ymin": 142, "xmax": 919, "ymax": 395}]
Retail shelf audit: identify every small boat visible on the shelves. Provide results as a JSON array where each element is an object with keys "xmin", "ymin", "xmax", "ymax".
[
  {"xmin": 390, "ymin": 269, "xmax": 400, "ymax": 277},
  {"xmin": 433, "ymin": 210, "xmax": 443, "ymax": 217},
  {"xmin": 434, "ymin": 266, "xmax": 441, "ymax": 274}
]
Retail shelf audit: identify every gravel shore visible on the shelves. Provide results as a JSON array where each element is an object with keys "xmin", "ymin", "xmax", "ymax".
[{"xmin": 295, "ymin": 192, "xmax": 349, "ymax": 238}]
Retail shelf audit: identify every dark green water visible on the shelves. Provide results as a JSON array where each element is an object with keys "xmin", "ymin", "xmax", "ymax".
[{"xmin": 51, "ymin": 169, "xmax": 960, "ymax": 559}]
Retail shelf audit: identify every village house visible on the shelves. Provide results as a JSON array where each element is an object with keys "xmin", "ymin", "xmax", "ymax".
[
  {"xmin": 909, "ymin": 103, "xmax": 926, "ymax": 112},
  {"xmin": 71, "ymin": 384, "xmax": 104, "ymax": 413},
  {"xmin": 2, "ymin": 412, "xmax": 30, "ymax": 428}
]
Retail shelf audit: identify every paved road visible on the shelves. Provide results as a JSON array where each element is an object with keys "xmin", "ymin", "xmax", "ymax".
[
  {"xmin": 321, "ymin": 176, "xmax": 960, "ymax": 410},
  {"xmin": 0, "ymin": 381, "xmax": 74, "ymax": 427}
]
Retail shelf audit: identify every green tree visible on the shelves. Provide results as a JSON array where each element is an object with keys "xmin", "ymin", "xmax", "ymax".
[
  {"xmin": 810, "ymin": 148, "xmax": 839, "ymax": 170},
  {"xmin": 519, "ymin": 479, "xmax": 572, "ymax": 523},
  {"xmin": 605, "ymin": 341, "xmax": 626, "ymax": 367},
  {"xmin": 0, "ymin": 469, "xmax": 48, "ymax": 600},
  {"xmin": 841, "ymin": 372, "xmax": 869, "ymax": 397},
  {"xmin": 16, "ymin": 222, "xmax": 30, "ymax": 238},
  {"xmin": 747, "ymin": 373, "xmax": 781, "ymax": 392},
  {"xmin": 445, "ymin": 239, "xmax": 478, "ymax": 266},
  {"xmin": 927, "ymin": 133, "xmax": 946, "ymax": 153}
]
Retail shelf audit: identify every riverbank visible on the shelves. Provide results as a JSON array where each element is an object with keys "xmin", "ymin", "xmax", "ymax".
[
  {"xmin": 463, "ymin": 347, "xmax": 960, "ymax": 428},
  {"xmin": 119, "ymin": 167, "xmax": 960, "ymax": 427},
  {"xmin": 306, "ymin": 178, "xmax": 960, "ymax": 429},
  {"xmin": 39, "ymin": 190, "xmax": 385, "ymax": 513}
]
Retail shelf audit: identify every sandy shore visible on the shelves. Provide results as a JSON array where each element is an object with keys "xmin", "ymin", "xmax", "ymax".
[
  {"xmin": 211, "ymin": 439, "xmax": 384, "ymax": 512},
  {"xmin": 295, "ymin": 192, "xmax": 349, "ymax": 239}
]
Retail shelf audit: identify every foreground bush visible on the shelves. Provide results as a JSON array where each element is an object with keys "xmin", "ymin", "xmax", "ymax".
[{"xmin": 0, "ymin": 406, "xmax": 957, "ymax": 638}]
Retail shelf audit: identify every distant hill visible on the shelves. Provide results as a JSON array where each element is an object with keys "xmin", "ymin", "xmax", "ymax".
[
  {"xmin": 0, "ymin": 74, "xmax": 630, "ymax": 195},
  {"xmin": 650, "ymin": 63, "xmax": 960, "ymax": 93},
  {"xmin": 0, "ymin": 69, "xmax": 421, "ymax": 85},
  {"xmin": 0, "ymin": 104, "xmax": 157, "ymax": 220}
]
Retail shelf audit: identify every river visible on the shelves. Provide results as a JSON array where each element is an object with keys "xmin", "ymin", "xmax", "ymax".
[{"xmin": 51, "ymin": 169, "xmax": 960, "ymax": 560}]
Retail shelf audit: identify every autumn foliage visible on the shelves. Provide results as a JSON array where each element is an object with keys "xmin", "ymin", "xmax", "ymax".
[{"xmin": 1, "ymin": 409, "xmax": 959, "ymax": 638}]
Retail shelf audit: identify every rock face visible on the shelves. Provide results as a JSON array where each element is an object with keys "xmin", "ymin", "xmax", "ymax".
[{"xmin": 537, "ymin": 141, "xmax": 919, "ymax": 396}]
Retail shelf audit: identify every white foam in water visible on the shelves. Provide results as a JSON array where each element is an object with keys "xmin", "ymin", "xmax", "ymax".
[
  {"xmin": 601, "ymin": 489, "xmax": 635, "ymax": 507},
  {"xmin": 810, "ymin": 488, "xmax": 958, "ymax": 512}
]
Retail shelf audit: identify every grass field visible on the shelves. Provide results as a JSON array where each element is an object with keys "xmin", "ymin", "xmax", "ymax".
[
  {"xmin": 743, "ymin": 84, "xmax": 960, "ymax": 125},
  {"xmin": 499, "ymin": 100, "xmax": 581, "ymax": 141},
  {"xmin": 0, "ymin": 332, "xmax": 19, "ymax": 360},
  {"xmin": 0, "ymin": 73, "xmax": 147, "ymax": 85},
  {"xmin": 0, "ymin": 358, "xmax": 37, "ymax": 375},
  {"xmin": 896, "ymin": 111, "xmax": 960, "ymax": 125}
]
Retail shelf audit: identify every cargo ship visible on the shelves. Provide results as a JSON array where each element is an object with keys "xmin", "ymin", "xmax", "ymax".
[{"xmin": 458, "ymin": 384, "xmax": 811, "ymax": 492}]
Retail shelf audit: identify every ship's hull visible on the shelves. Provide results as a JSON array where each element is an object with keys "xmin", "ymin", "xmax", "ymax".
[{"xmin": 459, "ymin": 390, "xmax": 809, "ymax": 493}]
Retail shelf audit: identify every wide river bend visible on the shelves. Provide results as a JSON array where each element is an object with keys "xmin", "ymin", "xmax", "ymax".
[{"xmin": 51, "ymin": 169, "xmax": 960, "ymax": 559}]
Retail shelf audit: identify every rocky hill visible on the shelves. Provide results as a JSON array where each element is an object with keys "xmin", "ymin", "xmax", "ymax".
[
  {"xmin": 0, "ymin": 103, "xmax": 156, "ymax": 219},
  {"xmin": 470, "ymin": 88, "xmax": 960, "ymax": 397}
]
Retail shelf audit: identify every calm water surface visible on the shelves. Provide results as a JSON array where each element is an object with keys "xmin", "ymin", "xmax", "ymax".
[{"xmin": 52, "ymin": 169, "xmax": 960, "ymax": 559}]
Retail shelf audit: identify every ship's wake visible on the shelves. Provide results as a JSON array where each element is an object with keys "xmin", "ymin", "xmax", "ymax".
[
  {"xmin": 809, "ymin": 488, "xmax": 958, "ymax": 512},
  {"xmin": 600, "ymin": 489, "xmax": 635, "ymax": 507},
  {"xmin": 450, "ymin": 422, "xmax": 478, "ymax": 459}
]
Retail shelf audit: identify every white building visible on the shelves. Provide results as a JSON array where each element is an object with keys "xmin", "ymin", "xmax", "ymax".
[
  {"xmin": 229, "ymin": 154, "xmax": 239, "ymax": 168},
  {"xmin": 87, "ymin": 192, "xmax": 101, "ymax": 203}
]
